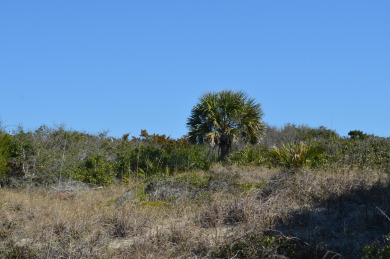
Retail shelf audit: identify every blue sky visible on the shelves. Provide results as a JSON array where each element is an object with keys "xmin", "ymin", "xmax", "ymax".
[{"xmin": 1, "ymin": 1, "xmax": 389, "ymax": 138}]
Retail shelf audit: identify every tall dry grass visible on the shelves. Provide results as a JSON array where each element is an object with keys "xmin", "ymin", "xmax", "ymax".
[{"xmin": 1, "ymin": 165, "xmax": 389, "ymax": 258}]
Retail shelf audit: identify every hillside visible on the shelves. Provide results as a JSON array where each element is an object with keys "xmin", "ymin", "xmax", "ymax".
[{"xmin": 0, "ymin": 125, "xmax": 389, "ymax": 258}]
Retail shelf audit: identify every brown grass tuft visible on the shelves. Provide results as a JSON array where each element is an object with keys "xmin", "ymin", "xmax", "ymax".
[{"xmin": 0, "ymin": 166, "xmax": 389, "ymax": 258}]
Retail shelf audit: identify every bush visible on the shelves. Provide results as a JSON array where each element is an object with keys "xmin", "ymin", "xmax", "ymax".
[
  {"xmin": 211, "ymin": 232, "xmax": 313, "ymax": 259},
  {"xmin": 348, "ymin": 130, "xmax": 367, "ymax": 140},
  {"xmin": 7, "ymin": 128, "xmax": 36, "ymax": 181},
  {"xmin": 1, "ymin": 241, "xmax": 38, "ymax": 259},
  {"xmin": 327, "ymin": 136, "xmax": 390, "ymax": 171},
  {"xmin": 115, "ymin": 131, "xmax": 212, "ymax": 179},
  {"xmin": 228, "ymin": 145, "xmax": 270, "ymax": 166},
  {"xmin": 261, "ymin": 124, "xmax": 339, "ymax": 146},
  {"xmin": 362, "ymin": 234, "xmax": 390, "ymax": 259},
  {"xmin": 67, "ymin": 154, "xmax": 115, "ymax": 186},
  {"xmin": 0, "ymin": 131, "xmax": 13, "ymax": 184},
  {"xmin": 270, "ymin": 142, "xmax": 325, "ymax": 169},
  {"xmin": 2, "ymin": 124, "xmax": 388, "ymax": 187}
]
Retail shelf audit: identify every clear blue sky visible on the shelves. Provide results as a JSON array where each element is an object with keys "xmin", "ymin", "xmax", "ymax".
[{"xmin": 1, "ymin": 1, "xmax": 389, "ymax": 138}]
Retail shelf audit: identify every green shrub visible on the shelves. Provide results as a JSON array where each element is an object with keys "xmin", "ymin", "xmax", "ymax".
[
  {"xmin": 6, "ymin": 126, "xmax": 121, "ymax": 185},
  {"xmin": 1, "ymin": 241, "xmax": 38, "ymax": 258},
  {"xmin": 4, "ymin": 124, "xmax": 388, "ymax": 187},
  {"xmin": 262, "ymin": 124, "xmax": 339, "ymax": 146},
  {"xmin": 228, "ymin": 145, "xmax": 270, "ymax": 166},
  {"xmin": 348, "ymin": 130, "xmax": 367, "ymax": 140},
  {"xmin": 67, "ymin": 154, "xmax": 115, "ymax": 186},
  {"xmin": 211, "ymin": 233, "xmax": 313, "ymax": 259},
  {"xmin": 0, "ymin": 131, "xmax": 13, "ymax": 184},
  {"xmin": 327, "ymin": 136, "xmax": 390, "ymax": 170},
  {"xmin": 270, "ymin": 142, "xmax": 325, "ymax": 169},
  {"xmin": 239, "ymin": 182, "xmax": 265, "ymax": 192},
  {"xmin": 362, "ymin": 234, "xmax": 390, "ymax": 259},
  {"xmin": 7, "ymin": 128, "xmax": 36, "ymax": 180},
  {"xmin": 115, "ymin": 131, "xmax": 212, "ymax": 179}
]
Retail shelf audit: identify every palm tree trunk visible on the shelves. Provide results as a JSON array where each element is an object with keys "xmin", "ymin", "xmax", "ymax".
[
  {"xmin": 219, "ymin": 133, "xmax": 231, "ymax": 161},
  {"xmin": 219, "ymin": 144, "xmax": 230, "ymax": 161}
]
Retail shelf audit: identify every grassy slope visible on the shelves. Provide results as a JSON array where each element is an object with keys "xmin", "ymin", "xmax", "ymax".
[{"xmin": 1, "ymin": 165, "xmax": 389, "ymax": 258}]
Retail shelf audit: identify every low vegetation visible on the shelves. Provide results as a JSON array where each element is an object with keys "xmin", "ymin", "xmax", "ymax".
[
  {"xmin": 1, "ymin": 124, "xmax": 388, "ymax": 187},
  {"xmin": 0, "ymin": 122, "xmax": 389, "ymax": 258}
]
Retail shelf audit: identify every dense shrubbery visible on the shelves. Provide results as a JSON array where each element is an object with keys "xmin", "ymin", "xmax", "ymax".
[
  {"xmin": 0, "ymin": 124, "xmax": 388, "ymax": 186},
  {"xmin": 229, "ymin": 124, "xmax": 389, "ymax": 172},
  {"xmin": 269, "ymin": 142, "xmax": 325, "ymax": 169},
  {"xmin": 115, "ymin": 130, "xmax": 213, "ymax": 179},
  {"xmin": 0, "ymin": 126, "xmax": 215, "ymax": 186},
  {"xmin": 66, "ymin": 154, "xmax": 116, "ymax": 186},
  {"xmin": 227, "ymin": 145, "xmax": 270, "ymax": 166},
  {"xmin": 211, "ymin": 232, "xmax": 314, "ymax": 259},
  {"xmin": 362, "ymin": 234, "xmax": 390, "ymax": 259},
  {"xmin": 0, "ymin": 131, "xmax": 14, "ymax": 185}
]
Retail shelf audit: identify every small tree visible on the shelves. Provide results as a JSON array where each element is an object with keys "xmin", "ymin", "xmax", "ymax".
[
  {"xmin": 187, "ymin": 90, "xmax": 266, "ymax": 160},
  {"xmin": 348, "ymin": 130, "xmax": 367, "ymax": 140},
  {"xmin": 0, "ymin": 131, "xmax": 13, "ymax": 184}
]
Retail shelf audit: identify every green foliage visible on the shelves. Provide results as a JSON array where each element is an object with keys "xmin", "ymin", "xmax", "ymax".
[
  {"xmin": 228, "ymin": 145, "xmax": 270, "ymax": 166},
  {"xmin": 239, "ymin": 182, "xmax": 265, "ymax": 192},
  {"xmin": 211, "ymin": 233, "xmax": 313, "ymax": 259},
  {"xmin": 67, "ymin": 154, "xmax": 115, "ymax": 186},
  {"xmin": 1, "ymin": 241, "xmax": 38, "ymax": 259},
  {"xmin": 116, "ymin": 130, "xmax": 211, "ymax": 179},
  {"xmin": 140, "ymin": 200, "xmax": 171, "ymax": 208},
  {"xmin": 8, "ymin": 128, "xmax": 36, "ymax": 180},
  {"xmin": 262, "ymin": 124, "xmax": 339, "ymax": 147},
  {"xmin": 327, "ymin": 136, "xmax": 390, "ymax": 171},
  {"xmin": 1, "ymin": 123, "xmax": 389, "ymax": 187},
  {"xmin": 0, "ymin": 131, "xmax": 13, "ymax": 184},
  {"xmin": 5, "ymin": 125, "xmax": 121, "ymax": 185},
  {"xmin": 348, "ymin": 130, "xmax": 367, "ymax": 140},
  {"xmin": 362, "ymin": 234, "xmax": 390, "ymax": 259},
  {"xmin": 270, "ymin": 142, "xmax": 325, "ymax": 169},
  {"xmin": 187, "ymin": 90, "xmax": 266, "ymax": 160}
]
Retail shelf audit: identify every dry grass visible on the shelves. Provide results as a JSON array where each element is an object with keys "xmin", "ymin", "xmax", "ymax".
[{"xmin": 0, "ymin": 165, "xmax": 389, "ymax": 258}]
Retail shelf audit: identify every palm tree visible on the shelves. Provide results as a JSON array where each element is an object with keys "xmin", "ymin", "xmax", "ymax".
[{"xmin": 187, "ymin": 90, "xmax": 266, "ymax": 160}]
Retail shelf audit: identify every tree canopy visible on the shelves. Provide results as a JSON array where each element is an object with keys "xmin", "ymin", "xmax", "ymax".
[{"xmin": 187, "ymin": 90, "xmax": 266, "ymax": 160}]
